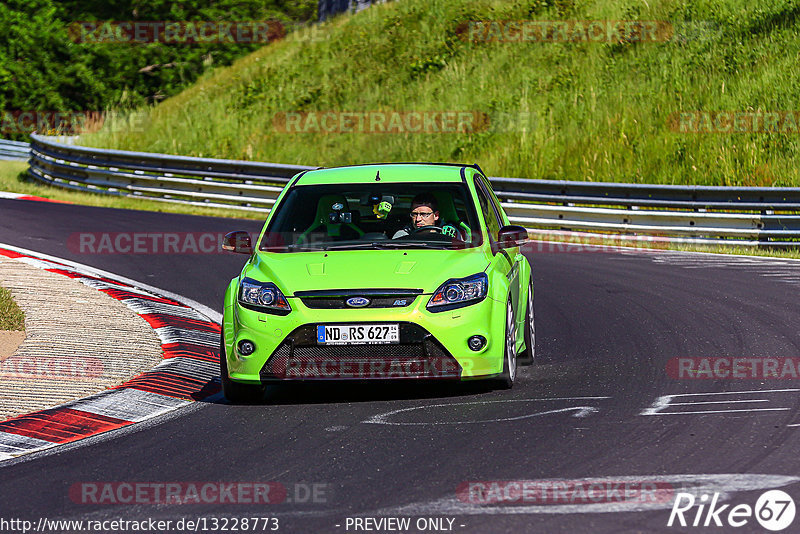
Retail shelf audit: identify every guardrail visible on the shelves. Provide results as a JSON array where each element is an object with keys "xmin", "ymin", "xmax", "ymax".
[
  {"xmin": 25, "ymin": 134, "xmax": 800, "ymax": 246},
  {"xmin": 0, "ymin": 139, "xmax": 30, "ymax": 161},
  {"xmin": 28, "ymin": 134, "xmax": 311, "ymax": 212}
]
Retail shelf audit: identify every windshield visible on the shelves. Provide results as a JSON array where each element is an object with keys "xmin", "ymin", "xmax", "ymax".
[{"xmin": 259, "ymin": 182, "xmax": 483, "ymax": 252}]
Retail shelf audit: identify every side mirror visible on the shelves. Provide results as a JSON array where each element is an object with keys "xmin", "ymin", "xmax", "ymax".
[
  {"xmin": 222, "ymin": 231, "xmax": 253, "ymax": 254},
  {"xmin": 496, "ymin": 225, "xmax": 528, "ymax": 250}
]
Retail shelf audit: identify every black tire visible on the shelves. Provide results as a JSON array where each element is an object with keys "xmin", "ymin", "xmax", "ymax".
[
  {"xmin": 495, "ymin": 300, "xmax": 517, "ymax": 389},
  {"xmin": 220, "ymin": 334, "xmax": 265, "ymax": 404},
  {"xmin": 518, "ymin": 278, "xmax": 535, "ymax": 366}
]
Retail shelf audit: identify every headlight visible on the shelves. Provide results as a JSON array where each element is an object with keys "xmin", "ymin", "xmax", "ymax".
[
  {"xmin": 427, "ymin": 273, "xmax": 488, "ymax": 312},
  {"xmin": 238, "ymin": 277, "xmax": 291, "ymax": 314}
]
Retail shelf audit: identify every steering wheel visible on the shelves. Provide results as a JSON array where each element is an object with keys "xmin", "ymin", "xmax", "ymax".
[{"xmin": 412, "ymin": 225, "xmax": 444, "ymax": 235}]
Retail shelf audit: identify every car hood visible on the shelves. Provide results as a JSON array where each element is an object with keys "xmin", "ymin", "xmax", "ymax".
[{"xmin": 244, "ymin": 249, "xmax": 490, "ymax": 295}]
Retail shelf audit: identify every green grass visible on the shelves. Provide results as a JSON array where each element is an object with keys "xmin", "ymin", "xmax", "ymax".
[
  {"xmin": 528, "ymin": 232, "xmax": 800, "ymax": 259},
  {"xmin": 79, "ymin": 0, "xmax": 800, "ymax": 187},
  {"xmin": 669, "ymin": 243, "xmax": 800, "ymax": 259},
  {"xmin": 0, "ymin": 160, "xmax": 264, "ymax": 220},
  {"xmin": 0, "ymin": 286, "xmax": 24, "ymax": 331}
]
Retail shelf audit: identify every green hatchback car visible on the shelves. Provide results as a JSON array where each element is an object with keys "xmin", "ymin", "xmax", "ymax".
[{"xmin": 221, "ymin": 163, "xmax": 534, "ymax": 402}]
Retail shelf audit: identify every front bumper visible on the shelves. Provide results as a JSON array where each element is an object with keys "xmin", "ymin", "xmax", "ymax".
[{"xmin": 223, "ymin": 293, "xmax": 506, "ymax": 383}]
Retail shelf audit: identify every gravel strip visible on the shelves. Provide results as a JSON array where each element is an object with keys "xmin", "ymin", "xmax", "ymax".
[{"xmin": 0, "ymin": 256, "xmax": 163, "ymax": 420}]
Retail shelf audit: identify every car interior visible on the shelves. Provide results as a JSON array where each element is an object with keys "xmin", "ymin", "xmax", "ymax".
[{"xmin": 260, "ymin": 184, "xmax": 480, "ymax": 250}]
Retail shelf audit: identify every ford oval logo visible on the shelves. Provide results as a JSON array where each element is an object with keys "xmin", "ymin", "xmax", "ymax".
[{"xmin": 346, "ymin": 297, "xmax": 370, "ymax": 308}]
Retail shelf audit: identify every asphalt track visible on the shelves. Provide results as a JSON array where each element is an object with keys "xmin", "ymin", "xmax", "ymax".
[{"xmin": 2, "ymin": 198, "xmax": 800, "ymax": 533}]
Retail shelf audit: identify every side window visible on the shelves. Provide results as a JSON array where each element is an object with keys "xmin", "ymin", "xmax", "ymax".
[
  {"xmin": 479, "ymin": 176, "xmax": 507, "ymax": 226},
  {"xmin": 474, "ymin": 179, "xmax": 501, "ymax": 241}
]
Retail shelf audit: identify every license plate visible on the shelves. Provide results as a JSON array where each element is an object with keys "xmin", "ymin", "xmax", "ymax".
[{"xmin": 316, "ymin": 324, "xmax": 399, "ymax": 345}]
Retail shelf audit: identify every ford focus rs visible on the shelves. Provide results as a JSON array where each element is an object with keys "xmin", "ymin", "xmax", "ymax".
[{"xmin": 220, "ymin": 163, "xmax": 534, "ymax": 402}]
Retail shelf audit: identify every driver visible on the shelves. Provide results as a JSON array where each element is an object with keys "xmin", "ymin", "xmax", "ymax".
[{"xmin": 392, "ymin": 193, "xmax": 440, "ymax": 238}]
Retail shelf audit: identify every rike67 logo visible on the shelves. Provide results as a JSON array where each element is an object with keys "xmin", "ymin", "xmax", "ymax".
[{"xmin": 668, "ymin": 490, "xmax": 795, "ymax": 531}]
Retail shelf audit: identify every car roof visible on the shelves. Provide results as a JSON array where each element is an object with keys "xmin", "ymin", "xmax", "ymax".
[{"xmin": 293, "ymin": 163, "xmax": 479, "ymax": 186}]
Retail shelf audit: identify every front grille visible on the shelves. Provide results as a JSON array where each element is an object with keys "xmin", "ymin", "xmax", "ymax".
[
  {"xmin": 299, "ymin": 296, "xmax": 420, "ymax": 309},
  {"xmin": 294, "ymin": 289, "xmax": 422, "ymax": 309},
  {"xmin": 260, "ymin": 323, "xmax": 461, "ymax": 380}
]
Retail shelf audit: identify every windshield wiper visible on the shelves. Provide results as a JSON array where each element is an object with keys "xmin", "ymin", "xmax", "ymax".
[
  {"xmin": 370, "ymin": 241, "xmax": 451, "ymax": 249},
  {"xmin": 319, "ymin": 242, "xmax": 385, "ymax": 250},
  {"xmin": 278, "ymin": 240, "xmax": 456, "ymax": 252},
  {"xmin": 318, "ymin": 241, "xmax": 451, "ymax": 250},
  {"xmin": 283, "ymin": 244, "xmax": 330, "ymax": 251}
]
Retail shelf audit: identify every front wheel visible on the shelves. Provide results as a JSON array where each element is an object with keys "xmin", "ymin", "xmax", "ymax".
[
  {"xmin": 495, "ymin": 300, "xmax": 518, "ymax": 389},
  {"xmin": 518, "ymin": 278, "xmax": 535, "ymax": 366},
  {"xmin": 220, "ymin": 334, "xmax": 265, "ymax": 403}
]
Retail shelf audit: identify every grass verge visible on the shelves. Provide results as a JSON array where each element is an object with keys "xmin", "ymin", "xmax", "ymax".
[
  {"xmin": 0, "ymin": 287, "xmax": 24, "ymax": 331},
  {"xmin": 528, "ymin": 232, "xmax": 800, "ymax": 260},
  {"xmin": 82, "ymin": 0, "xmax": 800, "ymax": 187}
]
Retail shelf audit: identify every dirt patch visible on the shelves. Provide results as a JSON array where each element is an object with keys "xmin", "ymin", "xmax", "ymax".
[{"xmin": 0, "ymin": 330, "xmax": 24, "ymax": 362}]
